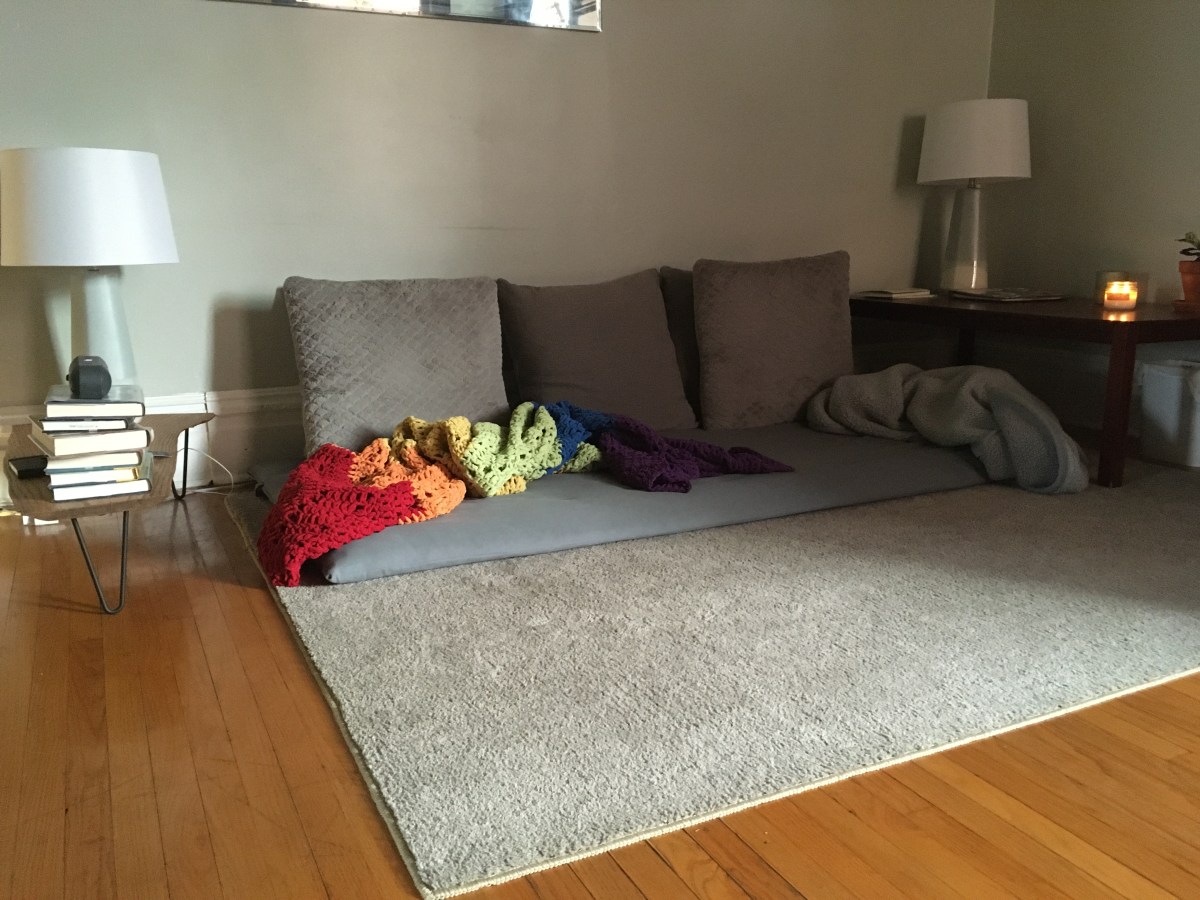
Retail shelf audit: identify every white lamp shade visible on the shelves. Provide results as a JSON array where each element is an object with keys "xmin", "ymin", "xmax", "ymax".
[
  {"xmin": 0, "ymin": 147, "xmax": 178, "ymax": 266},
  {"xmin": 917, "ymin": 99, "xmax": 1031, "ymax": 185}
]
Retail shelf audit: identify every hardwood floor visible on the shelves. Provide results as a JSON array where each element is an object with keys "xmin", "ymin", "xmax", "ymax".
[{"xmin": 1, "ymin": 492, "xmax": 1198, "ymax": 899}]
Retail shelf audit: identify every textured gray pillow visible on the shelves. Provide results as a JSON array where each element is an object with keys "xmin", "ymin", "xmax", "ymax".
[
  {"xmin": 693, "ymin": 251, "xmax": 852, "ymax": 429},
  {"xmin": 497, "ymin": 269, "xmax": 698, "ymax": 430},
  {"xmin": 282, "ymin": 276, "xmax": 509, "ymax": 453}
]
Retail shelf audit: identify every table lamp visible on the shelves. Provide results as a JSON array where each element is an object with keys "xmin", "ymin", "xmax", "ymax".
[
  {"xmin": 0, "ymin": 147, "xmax": 178, "ymax": 385},
  {"xmin": 918, "ymin": 99, "xmax": 1030, "ymax": 291}
]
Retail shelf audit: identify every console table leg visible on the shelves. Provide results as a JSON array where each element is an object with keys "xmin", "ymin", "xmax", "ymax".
[
  {"xmin": 171, "ymin": 427, "xmax": 192, "ymax": 500},
  {"xmin": 71, "ymin": 511, "xmax": 130, "ymax": 615},
  {"xmin": 1098, "ymin": 326, "xmax": 1138, "ymax": 488}
]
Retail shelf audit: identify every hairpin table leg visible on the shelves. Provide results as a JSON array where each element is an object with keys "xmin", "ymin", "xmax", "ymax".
[
  {"xmin": 71, "ymin": 511, "xmax": 129, "ymax": 615},
  {"xmin": 171, "ymin": 427, "xmax": 192, "ymax": 500}
]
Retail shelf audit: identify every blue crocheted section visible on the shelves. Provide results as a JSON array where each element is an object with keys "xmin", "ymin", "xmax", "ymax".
[{"xmin": 542, "ymin": 401, "xmax": 614, "ymax": 472}]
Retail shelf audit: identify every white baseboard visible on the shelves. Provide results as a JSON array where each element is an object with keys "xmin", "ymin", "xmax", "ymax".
[{"xmin": 1, "ymin": 386, "xmax": 305, "ymax": 508}]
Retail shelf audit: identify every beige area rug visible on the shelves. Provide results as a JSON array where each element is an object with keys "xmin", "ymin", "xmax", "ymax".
[{"xmin": 228, "ymin": 464, "xmax": 1200, "ymax": 898}]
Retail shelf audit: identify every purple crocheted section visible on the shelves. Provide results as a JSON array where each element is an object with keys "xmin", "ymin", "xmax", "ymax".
[{"xmin": 596, "ymin": 414, "xmax": 793, "ymax": 493}]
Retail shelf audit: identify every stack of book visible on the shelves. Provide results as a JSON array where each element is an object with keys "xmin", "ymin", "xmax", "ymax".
[{"xmin": 27, "ymin": 384, "xmax": 153, "ymax": 501}]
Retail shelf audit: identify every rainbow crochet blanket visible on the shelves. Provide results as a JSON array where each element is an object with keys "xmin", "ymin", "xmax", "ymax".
[{"xmin": 257, "ymin": 402, "xmax": 792, "ymax": 585}]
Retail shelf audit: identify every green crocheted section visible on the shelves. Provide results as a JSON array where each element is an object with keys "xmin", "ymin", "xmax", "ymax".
[
  {"xmin": 392, "ymin": 402, "xmax": 600, "ymax": 498},
  {"xmin": 458, "ymin": 402, "xmax": 564, "ymax": 497},
  {"xmin": 560, "ymin": 441, "xmax": 600, "ymax": 473}
]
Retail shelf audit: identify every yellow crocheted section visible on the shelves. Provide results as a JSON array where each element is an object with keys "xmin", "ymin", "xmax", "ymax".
[{"xmin": 350, "ymin": 438, "xmax": 466, "ymax": 524}]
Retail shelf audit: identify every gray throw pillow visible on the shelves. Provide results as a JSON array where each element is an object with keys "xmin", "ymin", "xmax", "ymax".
[
  {"xmin": 498, "ymin": 269, "xmax": 698, "ymax": 430},
  {"xmin": 693, "ymin": 251, "xmax": 852, "ymax": 429},
  {"xmin": 282, "ymin": 275, "xmax": 509, "ymax": 453}
]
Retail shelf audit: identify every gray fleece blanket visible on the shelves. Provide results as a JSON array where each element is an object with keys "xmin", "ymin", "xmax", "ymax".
[{"xmin": 806, "ymin": 364, "xmax": 1088, "ymax": 494}]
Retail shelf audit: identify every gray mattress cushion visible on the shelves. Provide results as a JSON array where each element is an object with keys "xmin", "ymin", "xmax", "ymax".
[
  {"xmin": 282, "ymin": 275, "xmax": 509, "ymax": 453},
  {"xmin": 318, "ymin": 423, "xmax": 986, "ymax": 584}
]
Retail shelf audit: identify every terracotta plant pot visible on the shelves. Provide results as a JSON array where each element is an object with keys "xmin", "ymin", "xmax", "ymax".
[{"xmin": 1182, "ymin": 260, "xmax": 1200, "ymax": 304}]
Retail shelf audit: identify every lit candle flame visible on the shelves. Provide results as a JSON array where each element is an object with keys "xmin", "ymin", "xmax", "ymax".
[{"xmin": 1103, "ymin": 280, "xmax": 1138, "ymax": 310}]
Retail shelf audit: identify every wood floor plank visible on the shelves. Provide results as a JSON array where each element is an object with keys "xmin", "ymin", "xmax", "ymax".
[
  {"xmin": 1121, "ymin": 687, "xmax": 1200, "ymax": 743},
  {"xmin": 792, "ymin": 787, "xmax": 967, "ymax": 899},
  {"xmin": 749, "ymin": 793, "xmax": 904, "ymax": 899},
  {"xmin": 102, "ymin": 518, "xmax": 171, "ymax": 900},
  {"xmin": 1037, "ymin": 716, "xmax": 1200, "ymax": 823},
  {"xmin": 687, "ymin": 817, "xmax": 804, "ymax": 899},
  {"xmin": 569, "ymin": 852, "xmax": 646, "ymax": 900},
  {"xmin": 1099, "ymin": 693, "xmax": 1200, "ymax": 753},
  {"xmin": 950, "ymin": 740, "xmax": 1200, "ymax": 898},
  {"xmin": 62, "ymin": 553, "xmax": 116, "ymax": 900},
  {"xmin": 877, "ymin": 785, "xmax": 1075, "ymax": 900},
  {"xmin": 889, "ymin": 764, "xmax": 1126, "ymax": 900},
  {"xmin": 648, "ymin": 829, "xmax": 751, "ymax": 900},
  {"xmin": 473, "ymin": 877, "xmax": 544, "ymax": 900},
  {"xmin": 9, "ymin": 535, "xmax": 72, "ymax": 900},
  {"xmin": 1168, "ymin": 677, "xmax": 1200, "ymax": 703},
  {"xmin": 826, "ymin": 778, "xmax": 1018, "ymax": 899},
  {"xmin": 137, "ymin": 522, "xmax": 224, "ymax": 900},
  {"xmin": 203, "ymin": 502, "xmax": 412, "ymax": 899},
  {"xmin": 914, "ymin": 755, "xmax": 1173, "ymax": 899},
  {"xmin": 184, "ymin": 539, "xmax": 330, "ymax": 898},
  {"xmin": 1077, "ymin": 701, "xmax": 1192, "ymax": 759},
  {"xmin": 0, "ymin": 510, "xmax": 21, "ymax": 638},
  {"xmin": 207, "ymin": 495, "xmax": 419, "ymax": 897},
  {"xmin": 988, "ymin": 730, "xmax": 1200, "ymax": 868},
  {"xmin": 526, "ymin": 863, "xmax": 597, "ymax": 900},
  {"xmin": 163, "ymin": 607, "xmax": 279, "ymax": 899},
  {"xmin": 853, "ymin": 768, "xmax": 931, "ymax": 816},
  {"xmin": 609, "ymin": 841, "xmax": 699, "ymax": 899},
  {"xmin": 720, "ymin": 806, "xmax": 864, "ymax": 900},
  {"xmin": 0, "ymin": 523, "xmax": 46, "ymax": 893}
]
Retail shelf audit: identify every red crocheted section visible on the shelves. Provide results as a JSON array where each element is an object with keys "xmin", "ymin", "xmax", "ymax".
[{"xmin": 257, "ymin": 444, "xmax": 418, "ymax": 587}]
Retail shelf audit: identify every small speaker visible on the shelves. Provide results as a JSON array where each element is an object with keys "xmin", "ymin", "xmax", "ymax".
[{"xmin": 67, "ymin": 355, "xmax": 113, "ymax": 400}]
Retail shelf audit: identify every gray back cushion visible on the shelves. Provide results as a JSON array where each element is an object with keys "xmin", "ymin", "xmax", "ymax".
[
  {"xmin": 693, "ymin": 251, "xmax": 852, "ymax": 430},
  {"xmin": 497, "ymin": 269, "xmax": 698, "ymax": 430},
  {"xmin": 282, "ymin": 276, "xmax": 509, "ymax": 453},
  {"xmin": 658, "ymin": 266, "xmax": 702, "ymax": 421}
]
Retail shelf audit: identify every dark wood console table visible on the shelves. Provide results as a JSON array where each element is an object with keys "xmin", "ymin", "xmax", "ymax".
[
  {"xmin": 4, "ymin": 412, "xmax": 214, "ymax": 613},
  {"xmin": 849, "ymin": 295, "xmax": 1200, "ymax": 487}
]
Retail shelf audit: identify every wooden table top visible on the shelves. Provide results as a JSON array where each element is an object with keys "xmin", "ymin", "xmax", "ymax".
[
  {"xmin": 5, "ymin": 412, "xmax": 214, "ymax": 521},
  {"xmin": 849, "ymin": 295, "xmax": 1200, "ymax": 343}
]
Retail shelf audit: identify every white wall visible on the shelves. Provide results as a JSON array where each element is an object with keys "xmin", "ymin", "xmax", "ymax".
[
  {"xmin": 978, "ymin": 0, "xmax": 1200, "ymax": 433},
  {"xmin": 0, "ymin": 0, "xmax": 996, "ymax": 407},
  {"xmin": 989, "ymin": 0, "xmax": 1200, "ymax": 304}
]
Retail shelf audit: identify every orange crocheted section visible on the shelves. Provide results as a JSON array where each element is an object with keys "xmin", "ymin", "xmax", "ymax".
[
  {"xmin": 351, "ymin": 438, "xmax": 466, "ymax": 524},
  {"xmin": 392, "ymin": 416, "xmax": 526, "ymax": 498}
]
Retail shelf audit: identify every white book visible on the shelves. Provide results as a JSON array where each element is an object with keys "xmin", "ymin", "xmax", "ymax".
[
  {"xmin": 34, "ymin": 416, "xmax": 133, "ymax": 433},
  {"xmin": 43, "ymin": 383, "xmax": 145, "ymax": 418},
  {"xmin": 44, "ymin": 450, "xmax": 144, "ymax": 472},
  {"xmin": 29, "ymin": 422, "xmax": 150, "ymax": 457},
  {"xmin": 47, "ymin": 451, "xmax": 152, "ymax": 488},
  {"xmin": 50, "ymin": 478, "xmax": 151, "ymax": 502}
]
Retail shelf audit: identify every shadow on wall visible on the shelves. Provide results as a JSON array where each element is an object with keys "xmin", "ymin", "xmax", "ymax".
[
  {"xmin": 897, "ymin": 114, "xmax": 948, "ymax": 291},
  {"xmin": 209, "ymin": 291, "xmax": 299, "ymax": 392},
  {"xmin": 0, "ymin": 268, "xmax": 76, "ymax": 405}
]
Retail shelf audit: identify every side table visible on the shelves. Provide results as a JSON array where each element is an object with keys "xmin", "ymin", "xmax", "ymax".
[
  {"xmin": 4, "ymin": 412, "xmax": 215, "ymax": 614},
  {"xmin": 849, "ymin": 296, "xmax": 1200, "ymax": 487}
]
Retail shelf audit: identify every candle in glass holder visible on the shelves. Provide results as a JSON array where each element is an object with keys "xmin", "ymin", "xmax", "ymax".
[{"xmin": 1103, "ymin": 280, "xmax": 1138, "ymax": 310}]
